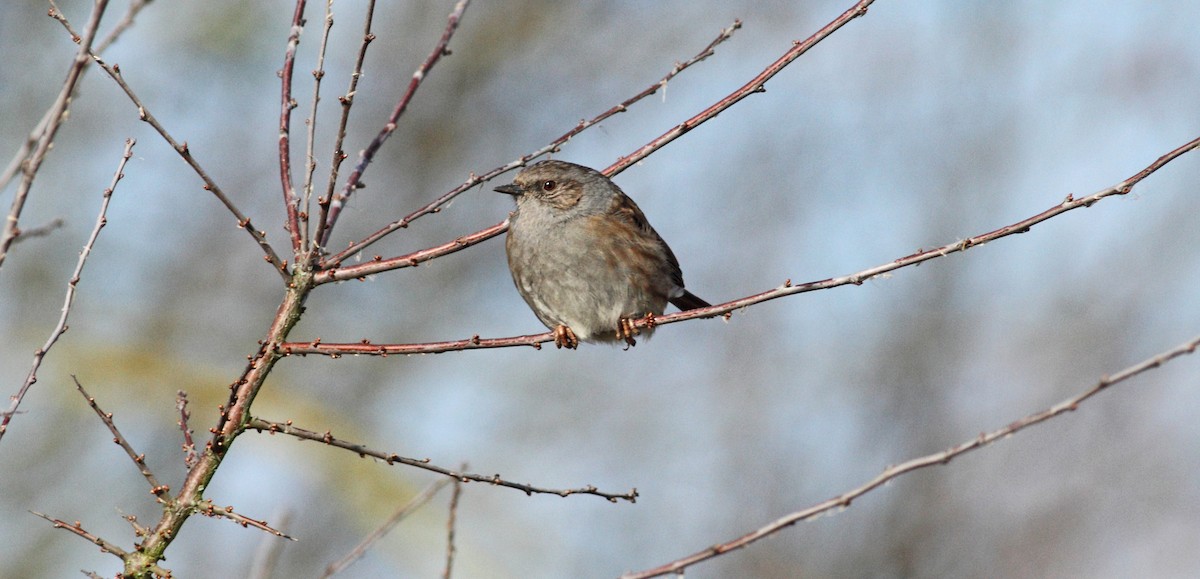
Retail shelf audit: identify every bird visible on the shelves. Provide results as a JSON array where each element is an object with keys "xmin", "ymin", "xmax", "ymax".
[{"xmin": 495, "ymin": 160, "xmax": 710, "ymax": 349}]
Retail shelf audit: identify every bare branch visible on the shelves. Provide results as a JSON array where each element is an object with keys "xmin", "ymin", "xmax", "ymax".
[
  {"xmin": 193, "ymin": 499, "xmax": 295, "ymax": 540},
  {"xmin": 73, "ymin": 375, "xmax": 170, "ymax": 498},
  {"xmin": 10, "ymin": 217, "xmax": 65, "ymax": 246},
  {"xmin": 300, "ymin": 1, "xmax": 338, "ymax": 253},
  {"xmin": 0, "ymin": 0, "xmax": 110, "ymax": 272},
  {"xmin": 322, "ymin": 479, "xmax": 453, "ymax": 578},
  {"xmin": 324, "ymin": 18, "xmax": 743, "ymax": 267},
  {"xmin": 247, "ymin": 417, "xmax": 639, "ymax": 502},
  {"xmin": 1, "ymin": 139, "xmax": 133, "ymax": 442},
  {"xmin": 87, "ymin": 53, "xmax": 292, "ymax": 281},
  {"xmin": 442, "ymin": 471, "xmax": 464, "ymax": 579},
  {"xmin": 315, "ymin": 0, "xmax": 378, "ymax": 250},
  {"xmin": 288, "ymin": 134, "xmax": 1200, "ymax": 355},
  {"xmin": 315, "ymin": 221, "xmax": 505, "ymax": 284},
  {"xmin": 607, "ymin": 0, "xmax": 874, "ymax": 175},
  {"xmin": 278, "ymin": 0, "xmax": 308, "ymax": 252},
  {"xmin": 622, "ymin": 333, "xmax": 1200, "ymax": 579},
  {"xmin": 249, "ymin": 511, "xmax": 293, "ymax": 579},
  {"xmin": 0, "ymin": 0, "xmax": 151, "ymax": 192},
  {"xmin": 176, "ymin": 390, "xmax": 198, "ymax": 469},
  {"xmin": 30, "ymin": 511, "xmax": 128, "ymax": 559},
  {"xmin": 318, "ymin": 0, "xmax": 471, "ymax": 248}
]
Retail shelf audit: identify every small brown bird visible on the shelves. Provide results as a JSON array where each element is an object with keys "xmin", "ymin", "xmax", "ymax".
[{"xmin": 495, "ymin": 160, "xmax": 710, "ymax": 349}]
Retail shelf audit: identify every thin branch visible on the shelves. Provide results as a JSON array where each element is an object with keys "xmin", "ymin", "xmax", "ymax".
[
  {"xmin": 320, "ymin": 0, "xmax": 873, "ymax": 270},
  {"xmin": 193, "ymin": 499, "xmax": 296, "ymax": 540},
  {"xmin": 10, "ymin": 217, "xmax": 65, "ymax": 246},
  {"xmin": 279, "ymin": 0, "xmax": 308, "ymax": 252},
  {"xmin": 87, "ymin": 54, "xmax": 291, "ymax": 281},
  {"xmin": 176, "ymin": 390, "xmax": 198, "ymax": 469},
  {"xmin": 301, "ymin": 0, "xmax": 338, "ymax": 253},
  {"xmin": 73, "ymin": 375, "xmax": 170, "ymax": 498},
  {"xmin": 322, "ymin": 479, "xmax": 453, "ymax": 578},
  {"xmin": 314, "ymin": 220, "xmax": 505, "ymax": 284},
  {"xmin": 442, "ymin": 471, "xmax": 464, "ymax": 579},
  {"xmin": 318, "ymin": 0, "xmax": 471, "ymax": 248},
  {"xmin": 30, "ymin": 511, "xmax": 128, "ymax": 559},
  {"xmin": 608, "ymin": 0, "xmax": 874, "ymax": 175},
  {"xmin": 622, "ymin": 333, "xmax": 1200, "ymax": 579},
  {"xmin": 247, "ymin": 417, "xmax": 639, "ymax": 502},
  {"xmin": 324, "ymin": 18, "xmax": 743, "ymax": 267},
  {"xmin": 0, "ymin": 0, "xmax": 109, "ymax": 272},
  {"xmin": 315, "ymin": 0, "xmax": 377, "ymax": 250},
  {"xmin": 249, "ymin": 511, "xmax": 293, "ymax": 579},
  {"xmin": 0, "ymin": 0, "xmax": 150, "ymax": 194},
  {"xmin": 0, "ymin": 139, "xmax": 133, "ymax": 443},
  {"xmin": 288, "ymin": 133, "xmax": 1200, "ymax": 355}
]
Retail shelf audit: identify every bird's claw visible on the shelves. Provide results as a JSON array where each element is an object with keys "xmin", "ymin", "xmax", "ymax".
[
  {"xmin": 616, "ymin": 317, "xmax": 639, "ymax": 349},
  {"xmin": 553, "ymin": 325, "xmax": 579, "ymax": 349}
]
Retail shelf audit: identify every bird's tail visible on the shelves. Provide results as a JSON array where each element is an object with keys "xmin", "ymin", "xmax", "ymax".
[{"xmin": 669, "ymin": 290, "xmax": 711, "ymax": 311}]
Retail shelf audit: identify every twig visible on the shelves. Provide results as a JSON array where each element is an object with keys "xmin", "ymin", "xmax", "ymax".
[
  {"xmin": 87, "ymin": 54, "xmax": 291, "ymax": 281},
  {"xmin": 322, "ymin": 479, "xmax": 453, "ymax": 578},
  {"xmin": 318, "ymin": 0, "xmax": 471, "ymax": 248},
  {"xmin": 287, "ymin": 133, "xmax": 1200, "ymax": 354},
  {"xmin": 315, "ymin": 221, "xmax": 505, "ymax": 284},
  {"xmin": 0, "ymin": 0, "xmax": 150, "ymax": 195},
  {"xmin": 30, "ymin": 511, "xmax": 128, "ymax": 559},
  {"xmin": 0, "ymin": 0, "xmax": 109, "ymax": 272},
  {"xmin": 300, "ymin": 0, "xmax": 338, "ymax": 253},
  {"xmin": 324, "ymin": 18, "xmax": 743, "ymax": 266},
  {"xmin": 278, "ymin": 0, "xmax": 307, "ymax": 252},
  {"xmin": 315, "ymin": 0, "xmax": 377, "ymax": 250},
  {"xmin": 176, "ymin": 390, "xmax": 198, "ymax": 468},
  {"xmin": 622, "ymin": 333, "xmax": 1200, "ymax": 579},
  {"xmin": 320, "ymin": 0, "xmax": 873, "ymax": 270},
  {"xmin": 442, "ymin": 470, "xmax": 464, "ymax": 579},
  {"xmin": 0, "ymin": 139, "xmax": 133, "ymax": 443},
  {"xmin": 73, "ymin": 375, "xmax": 170, "ymax": 498},
  {"xmin": 247, "ymin": 417, "xmax": 639, "ymax": 502},
  {"xmin": 193, "ymin": 499, "xmax": 295, "ymax": 540},
  {"xmin": 608, "ymin": 0, "xmax": 874, "ymax": 175},
  {"xmin": 10, "ymin": 217, "xmax": 65, "ymax": 246},
  {"xmin": 249, "ymin": 510, "xmax": 293, "ymax": 579}
]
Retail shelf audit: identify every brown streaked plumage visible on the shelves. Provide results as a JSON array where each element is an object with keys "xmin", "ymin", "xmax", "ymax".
[{"xmin": 495, "ymin": 160, "xmax": 709, "ymax": 349}]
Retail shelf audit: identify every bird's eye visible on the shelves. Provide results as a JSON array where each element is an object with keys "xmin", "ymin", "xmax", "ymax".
[{"xmin": 541, "ymin": 180, "xmax": 557, "ymax": 192}]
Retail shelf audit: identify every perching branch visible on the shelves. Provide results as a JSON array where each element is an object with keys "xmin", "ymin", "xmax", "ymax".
[{"xmin": 282, "ymin": 133, "xmax": 1200, "ymax": 356}]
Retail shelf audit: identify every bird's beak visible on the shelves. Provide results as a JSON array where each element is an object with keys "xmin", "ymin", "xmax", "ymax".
[{"xmin": 494, "ymin": 183, "xmax": 523, "ymax": 196}]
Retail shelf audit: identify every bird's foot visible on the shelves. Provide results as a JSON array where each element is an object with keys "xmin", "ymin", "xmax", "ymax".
[
  {"xmin": 616, "ymin": 317, "xmax": 639, "ymax": 349},
  {"xmin": 553, "ymin": 325, "xmax": 579, "ymax": 349}
]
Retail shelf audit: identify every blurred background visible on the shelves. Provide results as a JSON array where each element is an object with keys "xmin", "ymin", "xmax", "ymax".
[{"xmin": 2, "ymin": 1, "xmax": 1199, "ymax": 577}]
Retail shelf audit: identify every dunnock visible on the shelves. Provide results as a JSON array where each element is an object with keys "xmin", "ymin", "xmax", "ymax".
[{"xmin": 495, "ymin": 160, "xmax": 710, "ymax": 349}]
